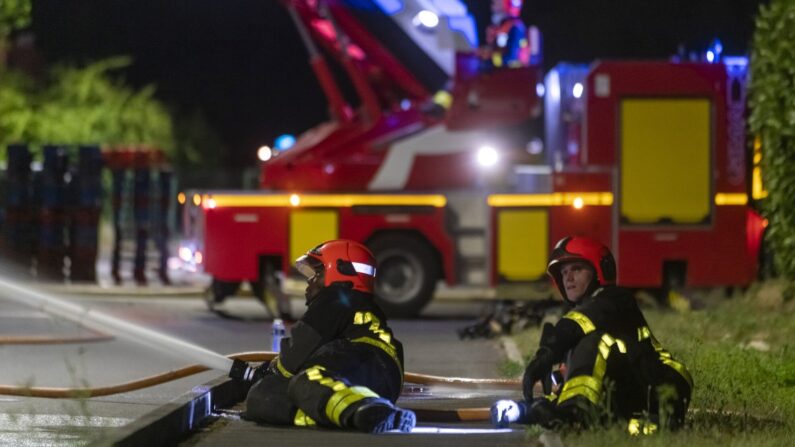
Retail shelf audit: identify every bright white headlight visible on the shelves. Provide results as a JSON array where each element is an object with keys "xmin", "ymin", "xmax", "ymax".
[
  {"xmin": 413, "ymin": 10, "xmax": 439, "ymax": 29},
  {"xmin": 477, "ymin": 146, "xmax": 499, "ymax": 167},
  {"xmin": 257, "ymin": 145, "xmax": 273, "ymax": 162},
  {"xmin": 178, "ymin": 246, "xmax": 193, "ymax": 262}
]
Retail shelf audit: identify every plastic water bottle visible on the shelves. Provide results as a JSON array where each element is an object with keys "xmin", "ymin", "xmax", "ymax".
[{"xmin": 271, "ymin": 318, "xmax": 285, "ymax": 353}]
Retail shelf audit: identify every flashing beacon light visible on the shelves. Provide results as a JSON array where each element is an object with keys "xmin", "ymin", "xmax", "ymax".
[
  {"xmin": 706, "ymin": 38, "xmax": 723, "ymax": 63},
  {"xmin": 572, "ymin": 82, "xmax": 584, "ymax": 99},
  {"xmin": 289, "ymin": 194, "xmax": 301, "ymax": 207},
  {"xmin": 275, "ymin": 134, "xmax": 296, "ymax": 150},
  {"xmin": 572, "ymin": 196, "xmax": 584, "ymax": 209},
  {"xmin": 178, "ymin": 246, "xmax": 193, "ymax": 262},
  {"xmin": 258, "ymin": 145, "xmax": 273, "ymax": 162},
  {"xmin": 413, "ymin": 10, "xmax": 439, "ymax": 30},
  {"xmin": 536, "ymin": 82, "xmax": 545, "ymax": 97},
  {"xmin": 177, "ymin": 192, "xmax": 186, "ymax": 205},
  {"xmin": 192, "ymin": 194, "xmax": 202, "ymax": 207},
  {"xmin": 477, "ymin": 145, "xmax": 499, "ymax": 167}
]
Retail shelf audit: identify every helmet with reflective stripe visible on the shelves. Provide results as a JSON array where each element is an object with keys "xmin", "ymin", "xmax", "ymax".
[
  {"xmin": 295, "ymin": 239, "xmax": 376, "ymax": 294},
  {"xmin": 494, "ymin": 0, "xmax": 523, "ymax": 17},
  {"xmin": 547, "ymin": 236, "xmax": 616, "ymax": 301}
]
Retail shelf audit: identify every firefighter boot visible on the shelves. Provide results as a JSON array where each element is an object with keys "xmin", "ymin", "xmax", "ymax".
[
  {"xmin": 346, "ymin": 398, "xmax": 416, "ymax": 434},
  {"xmin": 491, "ymin": 398, "xmax": 557, "ymax": 428},
  {"xmin": 490, "ymin": 399, "xmax": 529, "ymax": 427}
]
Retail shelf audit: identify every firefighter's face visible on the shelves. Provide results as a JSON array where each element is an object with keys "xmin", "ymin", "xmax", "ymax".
[
  {"xmin": 305, "ymin": 268, "xmax": 325, "ymax": 303},
  {"xmin": 560, "ymin": 261, "xmax": 594, "ymax": 303}
]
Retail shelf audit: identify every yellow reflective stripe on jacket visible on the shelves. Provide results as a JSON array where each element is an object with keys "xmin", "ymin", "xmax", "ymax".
[
  {"xmin": 593, "ymin": 333, "xmax": 626, "ymax": 391},
  {"xmin": 663, "ymin": 358, "xmax": 694, "ymax": 389},
  {"xmin": 563, "ymin": 311, "xmax": 596, "ymax": 334},
  {"xmin": 275, "ymin": 356, "xmax": 294, "ymax": 378},
  {"xmin": 559, "ymin": 333, "xmax": 627, "ymax": 406},
  {"xmin": 351, "ymin": 311, "xmax": 403, "ymax": 379},
  {"xmin": 640, "ymin": 325, "xmax": 694, "ymax": 389},
  {"xmin": 558, "ymin": 375, "xmax": 601, "ymax": 405},
  {"xmin": 351, "ymin": 336, "xmax": 403, "ymax": 377},
  {"xmin": 293, "ymin": 409, "xmax": 316, "ymax": 427},
  {"xmin": 637, "ymin": 326, "xmax": 652, "ymax": 341},
  {"xmin": 353, "ymin": 311, "xmax": 393, "ymax": 344}
]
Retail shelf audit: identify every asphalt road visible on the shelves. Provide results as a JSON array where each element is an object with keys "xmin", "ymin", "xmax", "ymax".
[{"xmin": 0, "ymin": 287, "xmax": 530, "ymax": 446}]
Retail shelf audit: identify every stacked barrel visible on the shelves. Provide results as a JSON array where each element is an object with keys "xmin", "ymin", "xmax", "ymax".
[
  {"xmin": 104, "ymin": 146, "xmax": 171, "ymax": 285},
  {"xmin": 3, "ymin": 145, "xmax": 35, "ymax": 274},
  {"xmin": 1, "ymin": 144, "xmax": 103, "ymax": 280},
  {"xmin": 37, "ymin": 145, "xmax": 70, "ymax": 280},
  {"xmin": 1, "ymin": 144, "xmax": 171, "ymax": 285},
  {"xmin": 69, "ymin": 146, "xmax": 104, "ymax": 281}
]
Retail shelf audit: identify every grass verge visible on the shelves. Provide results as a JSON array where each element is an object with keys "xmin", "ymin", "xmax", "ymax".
[{"xmin": 506, "ymin": 282, "xmax": 795, "ymax": 446}]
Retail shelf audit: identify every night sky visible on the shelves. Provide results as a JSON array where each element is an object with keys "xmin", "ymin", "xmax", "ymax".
[{"xmin": 28, "ymin": 0, "xmax": 765, "ymax": 168}]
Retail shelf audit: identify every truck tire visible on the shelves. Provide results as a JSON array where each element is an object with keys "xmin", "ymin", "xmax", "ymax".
[
  {"xmin": 251, "ymin": 260, "xmax": 293, "ymax": 321},
  {"xmin": 368, "ymin": 235, "xmax": 439, "ymax": 318},
  {"xmin": 204, "ymin": 279, "xmax": 240, "ymax": 310}
]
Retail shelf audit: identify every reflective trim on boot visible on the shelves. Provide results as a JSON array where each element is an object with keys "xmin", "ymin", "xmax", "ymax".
[
  {"xmin": 293, "ymin": 409, "xmax": 316, "ymax": 427},
  {"xmin": 350, "ymin": 399, "xmax": 416, "ymax": 434}
]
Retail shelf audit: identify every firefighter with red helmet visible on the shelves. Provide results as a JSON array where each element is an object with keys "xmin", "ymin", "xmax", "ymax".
[
  {"xmin": 487, "ymin": 0, "xmax": 529, "ymax": 68},
  {"xmin": 229, "ymin": 239, "xmax": 415, "ymax": 433},
  {"xmin": 491, "ymin": 236, "xmax": 693, "ymax": 434}
]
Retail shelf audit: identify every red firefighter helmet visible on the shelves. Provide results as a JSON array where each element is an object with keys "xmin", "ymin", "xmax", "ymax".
[
  {"xmin": 493, "ymin": 0, "xmax": 523, "ymax": 18},
  {"xmin": 547, "ymin": 236, "xmax": 616, "ymax": 301},
  {"xmin": 295, "ymin": 239, "xmax": 376, "ymax": 294}
]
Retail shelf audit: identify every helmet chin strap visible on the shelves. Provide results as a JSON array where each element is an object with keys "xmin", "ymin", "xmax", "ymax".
[{"xmin": 584, "ymin": 278, "xmax": 601, "ymax": 297}]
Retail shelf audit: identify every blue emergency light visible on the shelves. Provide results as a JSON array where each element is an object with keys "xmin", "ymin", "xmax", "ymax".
[{"xmin": 275, "ymin": 134, "xmax": 296, "ymax": 150}]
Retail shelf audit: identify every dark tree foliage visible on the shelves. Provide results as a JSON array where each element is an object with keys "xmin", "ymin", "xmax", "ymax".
[{"xmin": 749, "ymin": 0, "xmax": 795, "ymax": 297}]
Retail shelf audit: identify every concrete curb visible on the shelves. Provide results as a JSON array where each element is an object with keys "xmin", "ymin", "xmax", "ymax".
[{"xmin": 93, "ymin": 376, "xmax": 247, "ymax": 447}]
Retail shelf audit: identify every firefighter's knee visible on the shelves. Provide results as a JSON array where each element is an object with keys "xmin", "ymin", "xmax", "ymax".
[
  {"xmin": 556, "ymin": 395, "xmax": 601, "ymax": 428},
  {"xmin": 245, "ymin": 374, "xmax": 295, "ymax": 425}
]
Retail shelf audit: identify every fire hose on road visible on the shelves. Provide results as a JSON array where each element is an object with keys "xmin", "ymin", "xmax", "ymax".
[
  {"xmin": 0, "ymin": 350, "xmax": 513, "ymax": 421},
  {"xmin": 0, "ymin": 277, "xmax": 514, "ymax": 422}
]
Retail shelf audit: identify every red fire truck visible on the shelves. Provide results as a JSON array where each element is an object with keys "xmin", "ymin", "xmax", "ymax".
[{"xmin": 179, "ymin": 0, "xmax": 766, "ymax": 317}]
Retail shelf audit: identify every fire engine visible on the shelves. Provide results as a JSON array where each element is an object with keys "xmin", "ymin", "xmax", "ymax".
[{"xmin": 179, "ymin": 0, "xmax": 766, "ymax": 318}]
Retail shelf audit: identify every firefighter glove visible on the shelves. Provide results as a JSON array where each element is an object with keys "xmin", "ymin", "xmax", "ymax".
[
  {"xmin": 522, "ymin": 347, "xmax": 554, "ymax": 401},
  {"xmin": 228, "ymin": 359, "xmax": 270, "ymax": 384}
]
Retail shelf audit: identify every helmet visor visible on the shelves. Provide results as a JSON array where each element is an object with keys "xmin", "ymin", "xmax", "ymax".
[{"xmin": 295, "ymin": 254, "xmax": 323, "ymax": 279}]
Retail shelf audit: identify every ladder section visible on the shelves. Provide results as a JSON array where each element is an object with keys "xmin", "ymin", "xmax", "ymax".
[{"xmin": 445, "ymin": 191, "xmax": 490, "ymax": 286}]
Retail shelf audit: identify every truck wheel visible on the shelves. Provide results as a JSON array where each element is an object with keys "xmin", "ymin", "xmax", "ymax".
[
  {"xmin": 369, "ymin": 235, "xmax": 439, "ymax": 318},
  {"xmin": 251, "ymin": 261, "xmax": 293, "ymax": 321},
  {"xmin": 204, "ymin": 279, "xmax": 240, "ymax": 310}
]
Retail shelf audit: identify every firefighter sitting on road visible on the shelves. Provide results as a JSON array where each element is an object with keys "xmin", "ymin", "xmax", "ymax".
[
  {"xmin": 491, "ymin": 236, "xmax": 693, "ymax": 433},
  {"xmin": 229, "ymin": 239, "xmax": 415, "ymax": 433}
]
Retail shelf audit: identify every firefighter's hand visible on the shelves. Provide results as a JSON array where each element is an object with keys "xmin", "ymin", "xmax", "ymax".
[
  {"xmin": 228, "ymin": 359, "xmax": 252, "ymax": 382},
  {"xmin": 251, "ymin": 361, "xmax": 272, "ymax": 382},
  {"xmin": 522, "ymin": 347, "xmax": 553, "ymax": 401},
  {"xmin": 228, "ymin": 359, "xmax": 270, "ymax": 383}
]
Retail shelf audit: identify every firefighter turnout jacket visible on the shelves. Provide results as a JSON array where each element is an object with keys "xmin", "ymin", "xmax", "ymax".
[
  {"xmin": 245, "ymin": 284, "xmax": 405, "ymax": 429},
  {"xmin": 523, "ymin": 285, "xmax": 693, "ymax": 430}
]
